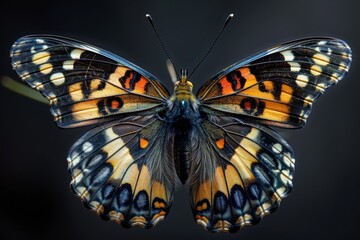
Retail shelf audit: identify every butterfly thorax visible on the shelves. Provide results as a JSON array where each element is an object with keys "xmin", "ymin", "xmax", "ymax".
[
  {"xmin": 165, "ymin": 77, "xmax": 200, "ymax": 184},
  {"xmin": 168, "ymin": 78, "xmax": 199, "ymax": 118}
]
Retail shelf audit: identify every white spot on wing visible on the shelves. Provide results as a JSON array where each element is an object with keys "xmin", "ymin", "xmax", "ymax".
[
  {"xmin": 63, "ymin": 60, "xmax": 75, "ymax": 70},
  {"xmin": 72, "ymin": 173, "xmax": 85, "ymax": 185},
  {"xmin": 312, "ymin": 53, "xmax": 330, "ymax": 66},
  {"xmin": 288, "ymin": 62, "xmax": 301, "ymax": 72},
  {"xmin": 36, "ymin": 39, "xmax": 45, "ymax": 44},
  {"xmin": 152, "ymin": 216, "xmax": 165, "ymax": 226},
  {"xmin": 32, "ymin": 51, "xmax": 50, "ymax": 65},
  {"xmin": 331, "ymin": 73, "xmax": 340, "ymax": 82},
  {"xmin": 93, "ymin": 167, "xmax": 111, "ymax": 184},
  {"xmin": 296, "ymin": 74, "xmax": 309, "ymax": 87},
  {"xmin": 342, "ymin": 52, "xmax": 349, "ymax": 59},
  {"xmin": 82, "ymin": 142, "xmax": 94, "ymax": 153},
  {"xmin": 50, "ymin": 72, "xmax": 65, "ymax": 86},
  {"xmin": 39, "ymin": 63, "xmax": 53, "ymax": 74},
  {"xmin": 272, "ymin": 143, "xmax": 282, "ymax": 154},
  {"xmin": 281, "ymin": 50, "xmax": 295, "ymax": 61},
  {"xmin": 282, "ymin": 153, "xmax": 294, "ymax": 168},
  {"xmin": 71, "ymin": 49, "xmax": 85, "ymax": 59},
  {"xmin": 339, "ymin": 62, "xmax": 348, "ymax": 71},
  {"xmin": 305, "ymin": 95, "xmax": 314, "ymax": 103},
  {"xmin": 47, "ymin": 91, "xmax": 56, "ymax": 98},
  {"xmin": 282, "ymin": 169, "xmax": 292, "ymax": 179},
  {"xmin": 327, "ymin": 48, "xmax": 332, "ymax": 55},
  {"xmin": 280, "ymin": 174, "xmax": 289, "ymax": 185},
  {"xmin": 316, "ymin": 83, "xmax": 326, "ymax": 91},
  {"xmin": 71, "ymin": 156, "xmax": 82, "ymax": 167},
  {"xmin": 88, "ymin": 154, "xmax": 103, "ymax": 168},
  {"xmin": 310, "ymin": 65, "xmax": 322, "ymax": 76}
]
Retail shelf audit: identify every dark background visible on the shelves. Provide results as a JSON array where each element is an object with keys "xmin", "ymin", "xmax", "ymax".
[{"xmin": 0, "ymin": 0, "xmax": 359, "ymax": 239}]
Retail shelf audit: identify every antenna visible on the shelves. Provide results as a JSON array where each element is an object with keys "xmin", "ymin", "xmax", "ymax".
[
  {"xmin": 188, "ymin": 13, "xmax": 234, "ymax": 79},
  {"xmin": 146, "ymin": 14, "xmax": 180, "ymax": 80}
]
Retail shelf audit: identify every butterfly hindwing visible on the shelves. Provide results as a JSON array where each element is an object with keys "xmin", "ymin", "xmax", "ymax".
[
  {"xmin": 10, "ymin": 35, "xmax": 170, "ymax": 128},
  {"xmin": 68, "ymin": 115, "xmax": 175, "ymax": 228},
  {"xmin": 197, "ymin": 38, "xmax": 351, "ymax": 128},
  {"xmin": 190, "ymin": 116, "xmax": 294, "ymax": 232}
]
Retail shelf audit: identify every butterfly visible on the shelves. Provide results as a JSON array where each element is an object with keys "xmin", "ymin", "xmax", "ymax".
[{"xmin": 10, "ymin": 35, "xmax": 351, "ymax": 232}]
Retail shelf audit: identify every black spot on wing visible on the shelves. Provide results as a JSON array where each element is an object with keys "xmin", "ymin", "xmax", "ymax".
[
  {"xmin": 230, "ymin": 184, "xmax": 245, "ymax": 210},
  {"xmin": 134, "ymin": 190, "xmax": 149, "ymax": 211},
  {"xmin": 117, "ymin": 183, "xmax": 133, "ymax": 211},
  {"xmin": 213, "ymin": 191, "xmax": 229, "ymax": 215}
]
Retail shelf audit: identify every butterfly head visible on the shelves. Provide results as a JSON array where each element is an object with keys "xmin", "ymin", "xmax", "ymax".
[
  {"xmin": 168, "ymin": 69, "xmax": 199, "ymax": 118},
  {"xmin": 174, "ymin": 69, "xmax": 193, "ymax": 92}
]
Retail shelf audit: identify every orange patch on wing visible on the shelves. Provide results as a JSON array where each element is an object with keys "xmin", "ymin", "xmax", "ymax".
[
  {"xmin": 152, "ymin": 210, "xmax": 167, "ymax": 221},
  {"xmin": 70, "ymin": 99, "xmax": 102, "ymax": 116},
  {"xmin": 239, "ymin": 67, "xmax": 257, "ymax": 88},
  {"xmin": 212, "ymin": 166, "xmax": 228, "ymax": 197},
  {"xmin": 240, "ymin": 80, "xmax": 294, "ymax": 104},
  {"xmin": 108, "ymin": 211, "xmax": 125, "ymax": 223},
  {"xmin": 261, "ymin": 102, "xmax": 291, "ymax": 122},
  {"xmin": 262, "ymin": 81, "xmax": 274, "ymax": 91},
  {"xmin": 196, "ymin": 201, "xmax": 208, "ymax": 211},
  {"xmin": 109, "ymin": 66, "xmax": 130, "ymax": 86},
  {"xmin": 224, "ymin": 165, "xmax": 242, "ymax": 189},
  {"xmin": 241, "ymin": 81, "xmax": 276, "ymax": 100},
  {"xmin": 230, "ymin": 139, "xmax": 259, "ymax": 185},
  {"xmin": 133, "ymin": 166, "xmax": 151, "ymax": 196},
  {"xmin": 68, "ymin": 82, "xmax": 84, "ymax": 101},
  {"xmin": 216, "ymin": 138, "xmax": 225, "ymax": 149},
  {"xmin": 140, "ymin": 138, "xmax": 149, "ymax": 148},
  {"xmin": 132, "ymin": 76, "xmax": 149, "ymax": 94},
  {"xmin": 111, "ymin": 99, "xmax": 120, "ymax": 108},
  {"xmin": 239, "ymin": 67, "xmax": 251, "ymax": 76},
  {"xmin": 244, "ymin": 101, "xmax": 252, "ymax": 110},
  {"xmin": 121, "ymin": 164, "xmax": 140, "ymax": 186},
  {"xmin": 219, "ymin": 77, "xmax": 235, "ymax": 95},
  {"xmin": 193, "ymin": 180, "xmax": 211, "ymax": 204},
  {"xmin": 154, "ymin": 201, "xmax": 166, "ymax": 209},
  {"xmin": 279, "ymin": 84, "xmax": 293, "ymax": 103},
  {"xmin": 152, "ymin": 181, "xmax": 167, "ymax": 200}
]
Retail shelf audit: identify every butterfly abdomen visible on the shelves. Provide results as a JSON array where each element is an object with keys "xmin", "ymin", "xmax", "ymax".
[
  {"xmin": 167, "ymin": 102, "xmax": 199, "ymax": 184},
  {"xmin": 173, "ymin": 127, "xmax": 193, "ymax": 184}
]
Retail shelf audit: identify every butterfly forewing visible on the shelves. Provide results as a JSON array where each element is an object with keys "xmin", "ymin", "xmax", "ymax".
[
  {"xmin": 197, "ymin": 38, "xmax": 352, "ymax": 128},
  {"xmin": 10, "ymin": 35, "xmax": 170, "ymax": 128}
]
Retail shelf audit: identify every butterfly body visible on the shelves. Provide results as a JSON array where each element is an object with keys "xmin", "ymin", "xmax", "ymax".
[
  {"xmin": 166, "ymin": 75, "xmax": 199, "ymax": 184},
  {"xmin": 10, "ymin": 35, "xmax": 351, "ymax": 232}
]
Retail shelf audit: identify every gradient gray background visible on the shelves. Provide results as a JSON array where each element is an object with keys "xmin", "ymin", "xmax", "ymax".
[{"xmin": 1, "ymin": 0, "xmax": 359, "ymax": 239}]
